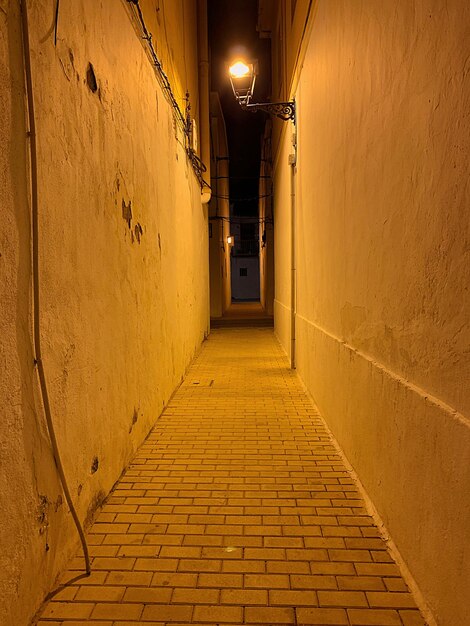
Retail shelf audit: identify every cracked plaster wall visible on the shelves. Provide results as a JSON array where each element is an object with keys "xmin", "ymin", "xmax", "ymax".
[{"xmin": 0, "ymin": 1, "xmax": 208, "ymax": 624}]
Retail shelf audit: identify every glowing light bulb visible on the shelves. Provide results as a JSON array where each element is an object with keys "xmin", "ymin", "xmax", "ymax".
[{"xmin": 229, "ymin": 61, "xmax": 250, "ymax": 79}]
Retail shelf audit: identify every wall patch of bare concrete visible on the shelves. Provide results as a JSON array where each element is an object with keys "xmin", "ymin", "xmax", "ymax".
[{"xmin": 0, "ymin": 2, "xmax": 208, "ymax": 624}]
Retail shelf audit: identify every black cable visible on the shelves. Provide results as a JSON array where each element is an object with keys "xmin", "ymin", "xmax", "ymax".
[
  {"xmin": 20, "ymin": 0, "xmax": 91, "ymax": 576},
  {"xmin": 210, "ymin": 193, "xmax": 273, "ymax": 202},
  {"xmin": 125, "ymin": 0, "xmax": 208, "ymax": 189},
  {"xmin": 53, "ymin": 0, "xmax": 59, "ymax": 46},
  {"xmin": 209, "ymin": 216, "xmax": 274, "ymax": 225}
]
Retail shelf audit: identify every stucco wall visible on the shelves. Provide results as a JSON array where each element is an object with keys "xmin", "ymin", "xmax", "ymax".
[
  {"xmin": 0, "ymin": 1, "xmax": 208, "ymax": 624},
  {"xmin": 274, "ymin": 1, "xmax": 470, "ymax": 625},
  {"xmin": 259, "ymin": 121, "xmax": 274, "ymax": 317},
  {"xmin": 209, "ymin": 92, "xmax": 231, "ymax": 318},
  {"xmin": 273, "ymin": 128, "xmax": 294, "ymax": 356}
]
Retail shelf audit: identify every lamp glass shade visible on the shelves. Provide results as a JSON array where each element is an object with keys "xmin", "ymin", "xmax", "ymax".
[
  {"xmin": 229, "ymin": 61, "xmax": 250, "ymax": 78},
  {"xmin": 228, "ymin": 60, "xmax": 256, "ymax": 106}
]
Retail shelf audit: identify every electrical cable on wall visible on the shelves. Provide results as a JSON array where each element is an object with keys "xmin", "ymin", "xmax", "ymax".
[
  {"xmin": 20, "ymin": 0, "xmax": 91, "ymax": 577},
  {"xmin": 125, "ymin": 0, "xmax": 210, "ymax": 191},
  {"xmin": 53, "ymin": 0, "xmax": 60, "ymax": 45}
]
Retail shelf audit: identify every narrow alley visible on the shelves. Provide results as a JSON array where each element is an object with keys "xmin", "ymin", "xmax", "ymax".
[
  {"xmin": 2, "ymin": 1, "xmax": 469, "ymax": 625},
  {"xmin": 38, "ymin": 329, "xmax": 424, "ymax": 626}
]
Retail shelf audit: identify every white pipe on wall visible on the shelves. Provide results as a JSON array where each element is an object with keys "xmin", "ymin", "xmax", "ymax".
[
  {"xmin": 290, "ymin": 162, "xmax": 296, "ymax": 369},
  {"xmin": 290, "ymin": 126, "xmax": 297, "ymax": 369},
  {"xmin": 198, "ymin": 0, "xmax": 211, "ymax": 204}
]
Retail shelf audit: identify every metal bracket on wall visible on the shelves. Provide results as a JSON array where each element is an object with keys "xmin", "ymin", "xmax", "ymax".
[{"xmin": 241, "ymin": 100, "xmax": 296, "ymax": 122}]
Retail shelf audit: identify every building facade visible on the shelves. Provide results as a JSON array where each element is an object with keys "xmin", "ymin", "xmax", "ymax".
[
  {"xmin": 208, "ymin": 92, "xmax": 232, "ymax": 317},
  {"xmin": 260, "ymin": 1, "xmax": 470, "ymax": 625},
  {"xmin": 0, "ymin": 1, "xmax": 210, "ymax": 623}
]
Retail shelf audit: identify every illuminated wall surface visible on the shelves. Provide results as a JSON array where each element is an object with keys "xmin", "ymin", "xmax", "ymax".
[
  {"xmin": 209, "ymin": 92, "xmax": 231, "ymax": 318},
  {"xmin": 0, "ymin": 1, "xmax": 209, "ymax": 624},
  {"xmin": 259, "ymin": 120, "xmax": 274, "ymax": 317},
  {"xmin": 273, "ymin": 1, "xmax": 470, "ymax": 625}
]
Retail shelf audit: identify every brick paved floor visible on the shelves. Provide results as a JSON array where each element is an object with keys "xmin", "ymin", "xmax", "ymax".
[{"xmin": 39, "ymin": 328, "xmax": 426, "ymax": 626}]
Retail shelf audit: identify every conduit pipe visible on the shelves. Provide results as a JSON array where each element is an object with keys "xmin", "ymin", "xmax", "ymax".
[
  {"xmin": 290, "ymin": 129, "xmax": 297, "ymax": 369},
  {"xmin": 198, "ymin": 0, "xmax": 211, "ymax": 203},
  {"xmin": 20, "ymin": 0, "xmax": 91, "ymax": 575}
]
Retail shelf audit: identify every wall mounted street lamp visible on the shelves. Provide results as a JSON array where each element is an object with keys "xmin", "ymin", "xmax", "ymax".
[
  {"xmin": 227, "ymin": 235, "xmax": 234, "ymax": 245},
  {"xmin": 228, "ymin": 59, "xmax": 296, "ymax": 122}
]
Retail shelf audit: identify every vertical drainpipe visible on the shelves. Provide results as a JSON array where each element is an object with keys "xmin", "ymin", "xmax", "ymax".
[
  {"xmin": 198, "ymin": 0, "xmax": 211, "ymax": 334},
  {"xmin": 290, "ymin": 121, "xmax": 297, "ymax": 369},
  {"xmin": 198, "ymin": 0, "xmax": 211, "ymax": 204}
]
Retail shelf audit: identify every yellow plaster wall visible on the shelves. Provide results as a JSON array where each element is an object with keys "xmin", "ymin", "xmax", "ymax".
[
  {"xmin": 139, "ymin": 0, "xmax": 199, "ymax": 124},
  {"xmin": 259, "ymin": 121, "xmax": 274, "ymax": 317},
  {"xmin": 274, "ymin": 1, "xmax": 470, "ymax": 624},
  {"xmin": 209, "ymin": 218, "xmax": 223, "ymax": 317},
  {"xmin": 209, "ymin": 92, "xmax": 231, "ymax": 318},
  {"xmin": 0, "ymin": 1, "xmax": 208, "ymax": 624},
  {"xmin": 273, "ymin": 129, "xmax": 294, "ymax": 357}
]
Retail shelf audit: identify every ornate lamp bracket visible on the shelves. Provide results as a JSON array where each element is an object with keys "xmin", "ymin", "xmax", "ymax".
[{"xmin": 241, "ymin": 100, "xmax": 296, "ymax": 123}]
